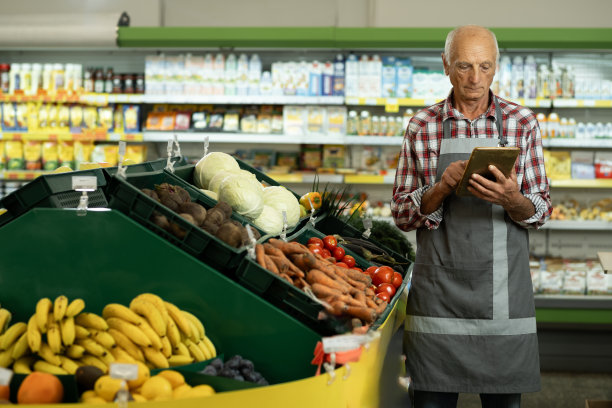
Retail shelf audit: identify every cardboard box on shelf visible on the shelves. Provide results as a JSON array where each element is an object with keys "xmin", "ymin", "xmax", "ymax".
[
  {"xmin": 598, "ymin": 252, "xmax": 612, "ymax": 274},
  {"xmin": 585, "ymin": 400, "xmax": 612, "ymax": 408}
]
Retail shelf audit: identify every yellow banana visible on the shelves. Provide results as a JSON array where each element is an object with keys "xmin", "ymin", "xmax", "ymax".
[
  {"xmin": 168, "ymin": 354, "xmax": 194, "ymax": 367},
  {"xmin": 79, "ymin": 355, "xmax": 107, "ymax": 373},
  {"xmin": 90, "ymin": 329, "xmax": 116, "ymax": 349},
  {"xmin": 60, "ymin": 316, "xmax": 76, "ymax": 346},
  {"xmin": 65, "ymin": 298, "xmax": 85, "ymax": 317},
  {"xmin": 46, "ymin": 320, "xmax": 62, "ymax": 354},
  {"xmin": 107, "ymin": 329, "xmax": 145, "ymax": 363},
  {"xmin": 13, "ymin": 355, "xmax": 34, "ymax": 374},
  {"xmin": 106, "ymin": 318, "xmax": 151, "ymax": 348},
  {"xmin": 130, "ymin": 299, "xmax": 166, "ymax": 337},
  {"xmin": 161, "ymin": 335, "xmax": 172, "ymax": 358},
  {"xmin": 34, "ymin": 360, "xmax": 68, "ymax": 375},
  {"xmin": 143, "ymin": 347, "xmax": 169, "ymax": 369},
  {"xmin": 166, "ymin": 319, "xmax": 181, "ymax": 349},
  {"xmin": 75, "ymin": 313, "xmax": 108, "ymax": 331},
  {"xmin": 11, "ymin": 332, "xmax": 30, "ymax": 360},
  {"xmin": 53, "ymin": 295, "xmax": 69, "ymax": 321},
  {"xmin": 0, "ymin": 344, "xmax": 15, "ymax": 367},
  {"xmin": 76, "ymin": 338, "xmax": 107, "ymax": 358},
  {"xmin": 74, "ymin": 324, "xmax": 91, "ymax": 339},
  {"xmin": 35, "ymin": 298, "xmax": 52, "ymax": 333},
  {"xmin": 27, "ymin": 315, "xmax": 42, "ymax": 352},
  {"xmin": 59, "ymin": 355, "xmax": 81, "ymax": 374},
  {"xmin": 65, "ymin": 344, "xmax": 86, "ymax": 359},
  {"xmin": 202, "ymin": 335, "xmax": 217, "ymax": 358},
  {"xmin": 0, "ymin": 322, "xmax": 27, "ymax": 350},
  {"xmin": 197, "ymin": 340, "xmax": 212, "ymax": 361},
  {"xmin": 173, "ymin": 342, "xmax": 190, "ymax": 357},
  {"xmin": 132, "ymin": 293, "xmax": 169, "ymax": 325},
  {"xmin": 98, "ymin": 350, "xmax": 115, "ymax": 366},
  {"xmin": 186, "ymin": 340, "xmax": 206, "ymax": 362},
  {"xmin": 182, "ymin": 311, "xmax": 205, "ymax": 340},
  {"xmin": 0, "ymin": 308, "xmax": 11, "ymax": 333},
  {"xmin": 137, "ymin": 318, "xmax": 163, "ymax": 350},
  {"xmin": 102, "ymin": 303, "xmax": 142, "ymax": 326},
  {"xmin": 38, "ymin": 343, "xmax": 61, "ymax": 366},
  {"xmin": 164, "ymin": 302, "xmax": 193, "ymax": 340},
  {"xmin": 110, "ymin": 346, "xmax": 137, "ymax": 364}
]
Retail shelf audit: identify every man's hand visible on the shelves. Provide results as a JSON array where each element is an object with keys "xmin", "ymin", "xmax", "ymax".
[
  {"xmin": 468, "ymin": 164, "xmax": 535, "ymax": 221},
  {"xmin": 421, "ymin": 160, "xmax": 466, "ymax": 215}
]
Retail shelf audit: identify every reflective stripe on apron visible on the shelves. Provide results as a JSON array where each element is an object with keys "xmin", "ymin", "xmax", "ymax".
[{"xmin": 404, "ymin": 98, "xmax": 541, "ymax": 394}]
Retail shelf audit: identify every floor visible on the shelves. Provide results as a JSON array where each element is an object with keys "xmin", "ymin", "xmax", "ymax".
[{"xmin": 380, "ymin": 328, "xmax": 612, "ymax": 408}]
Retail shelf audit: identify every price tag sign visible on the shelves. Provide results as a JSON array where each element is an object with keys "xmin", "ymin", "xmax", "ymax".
[
  {"xmin": 322, "ymin": 334, "xmax": 369, "ymax": 353},
  {"xmin": 72, "ymin": 176, "xmax": 97, "ymax": 192},
  {"xmin": 0, "ymin": 367, "xmax": 13, "ymax": 386},
  {"xmin": 280, "ymin": 210, "xmax": 288, "ymax": 242},
  {"xmin": 173, "ymin": 134, "xmax": 181, "ymax": 157},
  {"xmin": 362, "ymin": 217, "xmax": 373, "ymax": 239},
  {"xmin": 165, "ymin": 139, "xmax": 175, "ymax": 173},
  {"xmin": 384, "ymin": 98, "xmax": 399, "ymax": 113},
  {"xmin": 245, "ymin": 225, "xmax": 257, "ymax": 260},
  {"xmin": 204, "ymin": 135, "xmax": 210, "ymax": 157},
  {"xmin": 110, "ymin": 363, "xmax": 139, "ymax": 380},
  {"xmin": 308, "ymin": 196, "xmax": 317, "ymax": 227}
]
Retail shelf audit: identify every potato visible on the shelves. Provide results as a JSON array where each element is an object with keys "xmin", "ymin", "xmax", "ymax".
[{"xmin": 178, "ymin": 202, "xmax": 207, "ymax": 226}]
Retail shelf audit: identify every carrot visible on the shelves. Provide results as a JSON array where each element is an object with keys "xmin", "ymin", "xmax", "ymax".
[
  {"xmin": 263, "ymin": 243, "xmax": 286, "ymax": 258},
  {"xmin": 354, "ymin": 291, "xmax": 366, "ymax": 304},
  {"xmin": 264, "ymin": 255, "xmax": 280, "ymax": 275},
  {"xmin": 268, "ymin": 239, "xmax": 309, "ymax": 255},
  {"xmin": 289, "ymin": 252, "xmax": 318, "ymax": 273},
  {"xmin": 310, "ymin": 284, "xmax": 364, "ymax": 308},
  {"xmin": 375, "ymin": 301, "xmax": 388, "ymax": 315},
  {"xmin": 365, "ymin": 287, "xmax": 376, "ymax": 297},
  {"xmin": 365, "ymin": 296, "xmax": 378, "ymax": 309},
  {"xmin": 342, "ymin": 267, "xmax": 372, "ymax": 286},
  {"xmin": 295, "ymin": 276, "xmax": 310, "ymax": 290},
  {"xmin": 255, "ymin": 244, "xmax": 267, "ymax": 269},
  {"xmin": 333, "ymin": 267, "xmax": 367, "ymax": 291},
  {"xmin": 280, "ymin": 273, "xmax": 293, "ymax": 284},
  {"xmin": 344, "ymin": 305, "xmax": 377, "ymax": 323},
  {"xmin": 308, "ymin": 271, "xmax": 349, "ymax": 293}
]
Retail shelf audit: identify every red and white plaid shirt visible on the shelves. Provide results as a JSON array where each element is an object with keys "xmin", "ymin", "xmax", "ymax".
[{"xmin": 392, "ymin": 90, "xmax": 552, "ymax": 231}]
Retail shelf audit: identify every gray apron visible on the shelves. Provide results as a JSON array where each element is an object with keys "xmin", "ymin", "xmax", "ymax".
[{"xmin": 404, "ymin": 99, "xmax": 541, "ymax": 394}]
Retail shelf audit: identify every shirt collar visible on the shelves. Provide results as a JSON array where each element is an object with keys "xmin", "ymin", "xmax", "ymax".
[{"xmin": 441, "ymin": 89, "xmax": 497, "ymax": 122}]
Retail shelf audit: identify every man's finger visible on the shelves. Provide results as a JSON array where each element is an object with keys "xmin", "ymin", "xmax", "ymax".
[{"xmin": 487, "ymin": 165, "xmax": 506, "ymax": 181}]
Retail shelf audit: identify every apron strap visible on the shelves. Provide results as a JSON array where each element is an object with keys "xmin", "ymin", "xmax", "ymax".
[{"xmin": 443, "ymin": 96, "xmax": 507, "ymax": 146}]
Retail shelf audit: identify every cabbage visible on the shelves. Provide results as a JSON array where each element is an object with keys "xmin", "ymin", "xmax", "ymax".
[
  {"xmin": 194, "ymin": 152, "xmax": 240, "ymax": 189},
  {"xmin": 252, "ymin": 205, "xmax": 284, "ymax": 235},
  {"xmin": 208, "ymin": 170, "xmax": 239, "ymax": 194},
  {"xmin": 218, "ymin": 173, "xmax": 264, "ymax": 220},
  {"xmin": 199, "ymin": 189, "xmax": 218, "ymax": 201},
  {"xmin": 263, "ymin": 186, "xmax": 300, "ymax": 227}
]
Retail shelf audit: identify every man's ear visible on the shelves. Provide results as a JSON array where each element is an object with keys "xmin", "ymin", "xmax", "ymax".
[{"xmin": 441, "ymin": 53, "xmax": 449, "ymax": 76}]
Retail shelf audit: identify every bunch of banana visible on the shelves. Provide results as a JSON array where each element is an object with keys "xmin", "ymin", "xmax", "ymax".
[{"xmin": 102, "ymin": 293, "xmax": 217, "ymax": 370}]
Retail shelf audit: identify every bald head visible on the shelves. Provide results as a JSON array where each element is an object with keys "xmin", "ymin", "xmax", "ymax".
[{"xmin": 444, "ymin": 25, "xmax": 499, "ymax": 65}]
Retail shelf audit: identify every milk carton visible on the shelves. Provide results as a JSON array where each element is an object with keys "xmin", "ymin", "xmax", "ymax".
[
  {"xmin": 498, "ymin": 56, "xmax": 512, "ymax": 99},
  {"xmin": 308, "ymin": 61, "xmax": 322, "ymax": 96},
  {"xmin": 381, "ymin": 56, "xmax": 398, "ymax": 98},
  {"xmin": 321, "ymin": 61, "xmax": 333, "ymax": 96},
  {"xmin": 396, "ymin": 59, "xmax": 413, "ymax": 98},
  {"xmin": 332, "ymin": 54, "xmax": 345, "ymax": 97},
  {"xmin": 524, "ymin": 55, "xmax": 537, "ymax": 99},
  {"xmin": 368, "ymin": 55, "xmax": 382, "ymax": 98},
  {"xmin": 345, "ymin": 54, "xmax": 359, "ymax": 97},
  {"xmin": 510, "ymin": 55, "xmax": 524, "ymax": 99},
  {"xmin": 358, "ymin": 55, "xmax": 369, "ymax": 97}
]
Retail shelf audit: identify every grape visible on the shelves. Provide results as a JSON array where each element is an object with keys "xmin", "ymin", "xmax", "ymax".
[
  {"xmin": 233, "ymin": 375, "xmax": 245, "ymax": 382},
  {"xmin": 210, "ymin": 358, "xmax": 224, "ymax": 371},
  {"xmin": 256, "ymin": 377, "xmax": 269, "ymax": 385},
  {"xmin": 240, "ymin": 359, "xmax": 254, "ymax": 372},
  {"xmin": 244, "ymin": 372, "xmax": 259, "ymax": 383},
  {"xmin": 226, "ymin": 355, "xmax": 242, "ymax": 369},
  {"xmin": 240, "ymin": 367, "xmax": 253, "ymax": 376},
  {"xmin": 219, "ymin": 367, "xmax": 238, "ymax": 378},
  {"xmin": 201, "ymin": 365, "xmax": 217, "ymax": 376}
]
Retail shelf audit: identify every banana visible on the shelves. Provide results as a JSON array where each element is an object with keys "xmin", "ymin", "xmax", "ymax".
[
  {"xmin": 59, "ymin": 356, "xmax": 81, "ymax": 374},
  {"xmin": 35, "ymin": 298, "xmax": 52, "ymax": 333},
  {"xmin": 79, "ymin": 355, "xmax": 107, "ymax": 373},
  {"xmin": 65, "ymin": 344, "xmax": 86, "ymax": 359},
  {"xmin": 107, "ymin": 329, "xmax": 145, "ymax": 363},
  {"xmin": 168, "ymin": 354, "xmax": 194, "ymax": 367},
  {"xmin": 106, "ymin": 318, "xmax": 151, "ymax": 348},
  {"xmin": 46, "ymin": 320, "xmax": 63, "ymax": 354},
  {"xmin": 38, "ymin": 343, "xmax": 61, "ymax": 366},
  {"xmin": 130, "ymin": 299, "xmax": 166, "ymax": 337},
  {"xmin": 27, "ymin": 315, "xmax": 42, "ymax": 352},
  {"xmin": 76, "ymin": 338, "xmax": 107, "ymax": 358},
  {"xmin": 102, "ymin": 303, "xmax": 142, "ymax": 326},
  {"xmin": 0, "ymin": 308, "xmax": 11, "ymax": 333},
  {"xmin": 132, "ymin": 293, "xmax": 169, "ymax": 325},
  {"xmin": 90, "ymin": 330, "xmax": 116, "ymax": 349},
  {"xmin": 137, "ymin": 318, "xmax": 163, "ymax": 351},
  {"xmin": 197, "ymin": 340, "xmax": 212, "ymax": 361},
  {"xmin": 110, "ymin": 347, "xmax": 137, "ymax": 364},
  {"xmin": 160, "ymin": 335, "xmax": 172, "ymax": 358},
  {"xmin": 74, "ymin": 324, "xmax": 91, "ymax": 339},
  {"xmin": 182, "ymin": 311, "xmax": 205, "ymax": 340},
  {"xmin": 0, "ymin": 322, "xmax": 27, "ymax": 351},
  {"xmin": 143, "ymin": 347, "xmax": 169, "ymax": 369},
  {"xmin": 65, "ymin": 298, "xmax": 85, "ymax": 317},
  {"xmin": 75, "ymin": 313, "xmax": 108, "ymax": 331},
  {"xmin": 11, "ymin": 332, "xmax": 30, "ymax": 360},
  {"xmin": 60, "ymin": 316, "xmax": 76, "ymax": 346},
  {"xmin": 53, "ymin": 295, "xmax": 69, "ymax": 321},
  {"xmin": 0, "ymin": 344, "xmax": 15, "ymax": 367},
  {"xmin": 166, "ymin": 319, "xmax": 181, "ymax": 349},
  {"xmin": 164, "ymin": 302, "xmax": 193, "ymax": 340},
  {"xmin": 173, "ymin": 342, "xmax": 190, "ymax": 357},
  {"xmin": 13, "ymin": 355, "xmax": 35, "ymax": 374},
  {"xmin": 98, "ymin": 350, "xmax": 115, "ymax": 366},
  {"xmin": 34, "ymin": 359, "xmax": 69, "ymax": 375},
  {"xmin": 202, "ymin": 335, "xmax": 217, "ymax": 358},
  {"xmin": 186, "ymin": 340, "xmax": 206, "ymax": 362}
]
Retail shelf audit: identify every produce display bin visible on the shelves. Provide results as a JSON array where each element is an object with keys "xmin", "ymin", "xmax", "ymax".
[{"xmin": 105, "ymin": 170, "xmax": 265, "ymax": 273}]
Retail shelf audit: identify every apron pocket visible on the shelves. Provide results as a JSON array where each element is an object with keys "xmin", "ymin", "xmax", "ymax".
[{"xmin": 408, "ymin": 262, "xmax": 493, "ymax": 319}]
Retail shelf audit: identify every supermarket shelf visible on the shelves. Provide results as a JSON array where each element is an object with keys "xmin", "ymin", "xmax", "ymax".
[
  {"xmin": 0, "ymin": 170, "xmax": 49, "ymax": 181},
  {"xmin": 141, "ymin": 94, "xmax": 344, "ymax": 105},
  {"xmin": 542, "ymin": 220, "xmax": 612, "ymax": 231},
  {"xmin": 550, "ymin": 179, "xmax": 612, "ymax": 188},
  {"xmin": 260, "ymin": 173, "xmax": 396, "ymax": 185},
  {"xmin": 535, "ymin": 295, "xmax": 612, "ymax": 325},
  {"xmin": 345, "ymin": 136, "xmax": 404, "ymax": 146},
  {"xmin": 345, "ymin": 96, "xmax": 553, "ymax": 109},
  {"xmin": 542, "ymin": 138, "xmax": 612, "ymax": 148},
  {"xmin": 0, "ymin": 132, "xmax": 143, "ymax": 142},
  {"xmin": 552, "ymin": 99, "xmax": 612, "ymax": 108}
]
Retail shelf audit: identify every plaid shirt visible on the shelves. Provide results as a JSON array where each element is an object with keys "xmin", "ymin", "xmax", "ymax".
[{"xmin": 392, "ymin": 91, "xmax": 552, "ymax": 231}]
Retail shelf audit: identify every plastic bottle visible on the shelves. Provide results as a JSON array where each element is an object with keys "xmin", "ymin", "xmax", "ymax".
[
  {"xmin": 42, "ymin": 64, "xmax": 53, "ymax": 93},
  {"xmin": 94, "ymin": 67, "xmax": 104, "ymax": 93},
  {"xmin": 104, "ymin": 67, "xmax": 114, "ymax": 93},
  {"xmin": 321, "ymin": 61, "xmax": 333, "ymax": 96},
  {"xmin": 224, "ymin": 53, "xmax": 237, "ymax": 95},
  {"xmin": 73, "ymin": 64, "xmax": 83, "ymax": 92},
  {"xmin": 0, "ymin": 64, "xmax": 9, "ymax": 94},
  {"xmin": 31, "ymin": 63, "xmax": 42, "ymax": 95},
  {"xmin": 202, "ymin": 53, "xmax": 213, "ymax": 95},
  {"xmin": 53, "ymin": 63, "xmax": 65, "ymax": 92},
  {"xmin": 8, "ymin": 63, "xmax": 21, "ymax": 94},
  {"xmin": 371, "ymin": 115, "xmax": 380, "ymax": 136},
  {"xmin": 308, "ymin": 61, "xmax": 321, "ymax": 96},
  {"xmin": 510, "ymin": 56, "xmax": 524, "ymax": 99},
  {"xmin": 64, "ymin": 64, "xmax": 74, "ymax": 93},
  {"xmin": 523, "ymin": 55, "xmax": 537, "ymax": 99},
  {"xmin": 20, "ymin": 63, "xmax": 32, "ymax": 95},
  {"xmin": 547, "ymin": 112, "xmax": 560, "ymax": 138},
  {"xmin": 213, "ymin": 53, "xmax": 225, "ymax": 95},
  {"xmin": 236, "ymin": 53, "xmax": 249, "ymax": 96},
  {"xmin": 248, "ymin": 53, "xmax": 262, "ymax": 96},
  {"xmin": 358, "ymin": 110, "xmax": 371, "ymax": 136},
  {"xmin": 259, "ymin": 71, "xmax": 272, "ymax": 95},
  {"xmin": 536, "ymin": 113, "xmax": 547, "ymax": 138},
  {"xmin": 83, "ymin": 67, "xmax": 93, "ymax": 93},
  {"xmin": 345, "ymin": 54, "xmax": 359, "ymax": 97},
  {"xmin": 537, "ymin": 65, "xmax": 549, "ymax": 99},
  {"xmin": 347, "ymin": 110, "xmax": 359, "ymax": 135},
  {"xmin": 332, "ymin": 54, "xmax": 345, "ymax": 96}
]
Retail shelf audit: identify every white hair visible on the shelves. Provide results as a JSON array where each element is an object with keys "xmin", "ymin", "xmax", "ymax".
[{"xmin": 444, "ymin": 25, "xmax": 500, "ymax": 63}]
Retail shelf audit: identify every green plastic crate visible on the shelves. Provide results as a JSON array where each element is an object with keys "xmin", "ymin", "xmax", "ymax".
[{"xmin": 103, "ymin": 155, "xmax": 190, "ymax": 178}]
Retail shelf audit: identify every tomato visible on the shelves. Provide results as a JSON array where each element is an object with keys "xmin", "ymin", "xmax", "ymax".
[
  {"xmin": 372, "ymin": 266, "xmax": 394, "ymax": 286},
  {"xmin": 322, "ymin": 236, "xmax": 337, "ymax": 252},
  {"xmin": 336, "ymin": 262, "xmax": 349, "ymax": 269},
  {"xmin": 376, "ymin": 282, "xmax": 396, "ymax": 298},
  {"xmin": 307, "ymin": 237, "xmax": 324, "ymax": 248},
  {"xmin": 341, "ymin": 254, "xmax": 356, "ymax": 268},
  {"xmin": 376, "ymin": 291, "xmax": 391, "ymax": 303},
  {"xmin": 308, "ymin": 244, "xmax": 323, "ymax": 256},
  {"xmin": 365, "ymin": 266, "xmax": 378, "ymax": 278},
  {"xmin": 392, "ymin": 272, "xmax": 403, "ymax": 289},
  {"xmin": 332, "ymin": 246, "xmax": 345, "ymax": 261},
  {"xmin": 321, "ymin": 248, "xmax": 331, "ymax": 258}
]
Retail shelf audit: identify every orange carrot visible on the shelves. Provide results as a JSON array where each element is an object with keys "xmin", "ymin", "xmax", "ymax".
[
  {"xmin": 342, "ymin": 267, "xmax": 372, "ymax": 285},
  {"xmin": 375, "ymin": 301, "xmax": 388, "ymax": 315},
  {"xmin": 268, "ymin": 239, "xmax": 309, "ymax": 255},
  {"xmin": 255, "ymin": 244, "xmax": 266, "ymax": 269},
  {"xmin": 344, "ymin": 305, "xmax": 377, "ymax": 323},
  {"xmin": 264, "ymin": 255, "xmax": 280, "ymax": 275},
  {"xmin": 307, "ymin": 270, "xmax": 349, "ymax": 292}
]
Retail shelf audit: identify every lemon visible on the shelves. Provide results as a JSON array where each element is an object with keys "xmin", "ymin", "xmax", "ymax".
[
  {"xmin": 78, "ymin": 162, "xmax": 102, "ymax": 170},
  {"xmin": 80, "ymin": 390, "xmax": 97, "ymax": 401},
  {"xmin": 131, "ymin": 393, "xmax": 147, "ymax": 402},
  {"xmin": 82, "ymin": 396, "xmax": 108, "ymax": 404},
  {"xmin": 52, "ymin": 165, "xmax": 73, "ymax": 173},
  {"xmin": 141, "ymin": 376, "xmax": 173, "ymax": 401},
  {"xmin": 126, "ymin": 361, "xmax": 150, "ymax": 390},
  {"xmin": 178, "ymin": 384, "xmax": 215, "ymax": 399},
  {"xmin": 122, "ymin": 158, "xmax": 137, "ymax": 166},
  {"xmin": 94, "ymin": 375, "xmax": 124, "ymax": 402},
  {"xmin": 156, "ymin": 370, "xmax": 185, "ymax": 388},
  {"xmin": 172, "ymin": 384, "xmax": 192, "ymax": 399}
]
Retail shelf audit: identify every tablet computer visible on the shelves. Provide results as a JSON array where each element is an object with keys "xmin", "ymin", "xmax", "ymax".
[{"xmin": 455, "ymin": 147, "xmax": 520, "ymax": 197}]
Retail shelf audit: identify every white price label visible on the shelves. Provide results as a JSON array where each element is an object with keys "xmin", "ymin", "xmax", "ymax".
[
  {"xmin": 110, "ymin": 363, "xmax": 139, "ymax": 380},
  {"xmin": 0, "ymin": 367, "xmax": 13, "ymax": 386},
  {"xmin": 322, "ymin": 334, "xmax": 369, "ymax": 353},
  {"xmin": 363, "ymin": 217, "xmax": 373, "ymax": 230},
  {"xmin": 204, "ymin": 135, "xmax": 210, "ymax": 157},
  {"xmin": 72, "ymin": 176, "xmax": 97, "ymax": 192},
  {"xmin": 118, "ymin": 141, "xmax": 126, "ymax": 157}
]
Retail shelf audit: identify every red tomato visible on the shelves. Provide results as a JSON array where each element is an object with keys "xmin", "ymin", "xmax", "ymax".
[
  {"xmin": 392, "ymin": 272, "xmax": 403, "ymax": 289},
  {"xmin": 333, "ymin": 247, "xmax": 345, "ymax": 261},
  {"xmin": 376, "ymin": 291, "xmax": 391, "ymax": 303},
  {"xmin": 376, "ymin": 282, "xmax": 396, "ymax": 298},
  {"xmin": 342, "ymin": 254, "xmax": 356, "ymax": 268},
  {"xmin": 308, "ymin": 245, "xmax": 323, "ymax": 256},
  {"xmin": 307, "ymin": 237, "xmax": 324, "ymax": 248},
  {"xmin": 372, "ymin": 266, "xmax": 394, "ymax": 286},
  {"xmin": 322, "ymin": 235, "xmax": 337, "ymax": 252},
  {"xmin": 365, "ymin": 266, "xmax": 378, "ymax": 278},
  {"xmin": 335, "ymin": 262, "xmax": 349, "ymax": 269},
  {"xmin": 321, "ymin": 248, "xmax": 331, "ymax": 258}
]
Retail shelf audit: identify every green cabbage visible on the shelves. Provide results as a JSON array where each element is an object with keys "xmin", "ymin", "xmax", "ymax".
[
  {"xmin": 194, "ymin": 152, "xmax": 240, "ymax": 189},
  {"xmin": 263, "ymin": 186, "xmax": 300, "ymax": 227},
  {"xmin": 218, "ymin": 173, "xmax": 264, "ymax": 220},
  {"xmin": 252, "ymin": 205, "xmax": 284, "ymax": 235}
]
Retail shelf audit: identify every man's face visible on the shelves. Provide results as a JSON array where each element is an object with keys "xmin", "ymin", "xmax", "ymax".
[{"xmin": 442, "ymin": 30, "xmax": 497, "ymax": 104}]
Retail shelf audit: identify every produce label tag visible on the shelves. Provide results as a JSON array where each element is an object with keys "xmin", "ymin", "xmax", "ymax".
[
  {"xmin": 110, "ymin": 363, "xmax": 139, "ymax": 380},
  {"xmin": 204, "ymin": 135, "xmax": 210, "ymax": 157},
  {"xmin": 322, "ymin": 334, "xmax": 370, "ymax": 353},
  {"xmin": 173, "ymin": 134, "xmax": 181, "ymax": 157},
  {"xmin": 280, "ymin": 210, "xmax": 288, "ymax": 242},
  {"xmin": 165, "ymin": 140, "xmax": 175, "ymax": 173},
  {"xmin": 245, "ymin": 224, "xmax": 257, "ymax": 259},
  {"xmin": 72, "ymin": 176, "xmax": 97, "ymax": 192},
  {"xmin": 307, "ymin": 196, "xmax": 317, "ymax": 226},
  {"xmin": 0, "ymin": 367, "xmax": 13, "ymax": 386},
  {"xmin": 118, "ymin": 140, "xmax": 126, "ymax": 157},
  {"xmin": 362, "ymin": 217, "xmax": 372, "ymax": 239}
]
